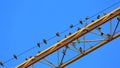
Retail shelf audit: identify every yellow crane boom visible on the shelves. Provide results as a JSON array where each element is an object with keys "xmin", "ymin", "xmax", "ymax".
[{"xmin": 16, "ymin": 7, "xmax": 120, "ymax": 68}]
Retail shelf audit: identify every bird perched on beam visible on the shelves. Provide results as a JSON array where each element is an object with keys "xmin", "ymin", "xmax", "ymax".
[
  {"xmin": 101, "ymin": 32, "xmax": 104, "ymax": 36},
  {"xmin": 79, "ymin": 47, "xmax": 83, "ymax": 54},
  {"xmin": 97, "ymin": 27, "xmax": 101, "ymax": 30},
  {"xmin": 97, "ymin": 15, "xmax": 100, "ymax": 19},
  {"xmin": 62, "ymin": 50, "xmax": 66, "ymax": 55},
  {"xmin": 69, "ymin": 32, "xmax": 72, "ymax": 35},
  {"xmin": 77, "ymin": 27, "xmax": 81, "ymax": 31},
  {"xmin": 25, "ymin": 58, "xmax": 28, "ymax": 60},
  {"xmin": 117, "ymin": 15, "xmax": 120, "ymax": 21},
  {"xmin": 91, "ymin": 20, "xmax": 94, "ymax": 22},
  {"xmin": 64, "ymin": 35, "xmax": 67, "ymax": 38}
]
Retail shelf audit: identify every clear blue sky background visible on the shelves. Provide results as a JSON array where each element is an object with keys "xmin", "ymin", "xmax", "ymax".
[{"xmin": 0, "ymin": 0, "xmax": 120, "ymax": 68}]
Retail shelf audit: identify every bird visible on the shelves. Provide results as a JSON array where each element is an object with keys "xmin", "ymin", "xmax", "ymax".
[
  {"xmin": 13, "ymin": 54, "xmax": 17, "ymax": 59},
  {"xmin": 37, "ymin": 41, "xmax": 40, "ymax": 47},
  {"xmin": 0, "ymin": 61, "xmax": 3, "ymax": 66},
  {"xmin": 56, "ymin": 32, "xmax": 60, "ymax": 36},
  {"xmin": 69, "ymin": 32, "xmax": 72, "ymax": 35},
  {"xmin": 117, "ymin": 15, "xmax": 120, "ymax": 21},
  {"xmin": 43, "ymin": 39, "xmax": 47, "ymax": 44},
  {"xmin": 65, "ymin": 45, "xmax": 69, "ymax": 48},
  {"xmin": 70, "ymin": 24, "xmax": 74, "ymax": 28},
  {"xmin": 101, "ymin": 32, "xmax": 104, "ymax": 36},
  {"xmin": 97, "ymin": 27, "xmax": 101, "ymax": 30},
  {"xmin": 62, "ymin": 50, "xmax": 66, "ymax": 55},
  {"xmin": 97, "ymin": 15, "xmax": 100, "ymax": 19},
  {"xmin": 79, "ymin": 47, "xmax": 82, "ymax": 54},
  {"xmin": 25, "ymin": 58, "xmax": 28, "ymax": 60},
  {"xmin": 79, "ymin": 19, "xmax": 83, "ymax": 24},
  {"xmin": 91, "ymin": 20, "xmax": 94, "ymax": 22},
  {"xmin": 85, "ymin": 16, "xmax": 89, "ymax": 20},
  {"xmin": 77, "ymin": 27, "xmax": 81, "ymax": 31}
]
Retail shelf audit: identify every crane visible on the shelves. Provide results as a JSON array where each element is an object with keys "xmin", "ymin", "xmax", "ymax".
[{"xmin": 16, "ymin": 7, "xmax": 120, "ymax": 68}]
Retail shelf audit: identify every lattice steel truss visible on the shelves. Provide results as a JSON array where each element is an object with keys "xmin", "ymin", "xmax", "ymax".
[{"xmin": 16, "ymin": 7, "xmax": 120, "ymax": 68}]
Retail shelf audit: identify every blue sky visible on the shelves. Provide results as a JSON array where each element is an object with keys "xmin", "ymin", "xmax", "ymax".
[{"xmin": 0, "ymin": 0, "xmax": 120, "ymax": 68}]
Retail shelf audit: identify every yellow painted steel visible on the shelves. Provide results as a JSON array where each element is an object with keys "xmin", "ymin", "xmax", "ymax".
[
  {"xmin": 60, "ymin": 33, "xmax": 120, "ymax": 68},
  {"xmin": 16, "ymin": 7, "xmax": 120, "ymax": 68}
]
